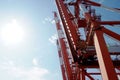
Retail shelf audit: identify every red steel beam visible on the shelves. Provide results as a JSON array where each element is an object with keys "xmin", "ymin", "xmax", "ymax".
[
  {"xmin": 88, "ymin": 73, "xmax": 101, "ymax": 75},
  {"xmin": 99, "ymin": 21, "xmax": 120, "ymax": 25},
  {"xmin": 56, "ymin": 0, "xmax": 79, "ymax": 48},
  {"xmin": 102, "ymin": 27, "xmax": 120, "ymax": 41},
  {"xmin": 77, "ymin": 67, "xmax": 80, "ymax": 80},
  {"xmin": 94, "ymin": 26, "xmax": 118, "ymax": 80},
  {"xmin": 55, "ymin": 0, "xmax": 79, "ymax": 63},
  {"xmin": 57, "ymin": 40, "xmax": 67, "ymax": 80},
  {"xmin": 86, "ymin": 24, "xmax": 94, "ymax": 46},
  {"xmin": 85, "ymin": 72, "xmax": 94, "ymax": 80},
  {"xmin": 80, "ymin": 69, "xmax": 85, "ymax": 80},
  {"xmin": 54, "ymin": 12, "xmax": 73, "ymax": 80},
  {"xmin": 88, "ymin": 73, "xmax": 120, "ymax": 75}
]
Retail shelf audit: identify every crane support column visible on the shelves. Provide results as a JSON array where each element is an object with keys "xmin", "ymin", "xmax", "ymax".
[{"xmin": 94, "ymin": 27, "xmax": 118, "ymax": 80}]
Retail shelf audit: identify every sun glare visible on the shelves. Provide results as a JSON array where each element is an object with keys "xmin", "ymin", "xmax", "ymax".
[{"xmin": 0, "ymin": 19, "xmax": 25, "ymax": 46}]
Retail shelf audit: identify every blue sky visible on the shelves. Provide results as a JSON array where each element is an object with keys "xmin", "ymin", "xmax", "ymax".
[
  {"xmin": 0, "ymin": 0, "xmax": 62, "ymax": 80},
  {"xmin": 0, "ymin": 0, "xmax": 119, "ymax": 80}
]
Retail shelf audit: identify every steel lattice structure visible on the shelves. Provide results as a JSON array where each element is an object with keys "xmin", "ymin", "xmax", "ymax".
[{"xmin": 54, "ymin": 0, "xmax": 120, "ymax": 80}]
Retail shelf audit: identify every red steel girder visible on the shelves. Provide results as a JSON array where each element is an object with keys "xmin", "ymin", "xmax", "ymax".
[
  {"xmin": 102, "ymin": 27, "xmax": 120, "ymax": 41},
  {"xmin": 86, "ymin": 23, "xmax": 94, "ymax": 46},
  {"xmin": 94, "ymin": 26, "xmax": 118, "ymax": 80},
  {"xmin": 60, "ymin": 40, "xmax": 73, "ymax": 80},
  {"xmin": 68, "ymin": 0, "xmax": 81, "ymax": 19},
  {"xmin": 88, "ymin": 73, "xmax": 120, "ymax": 75},
  {"xmin": 57, "ymin": 41, "xmax": 67, "ymax": 80},
  {"xmin": 80, "ymin": 69, "xmax": 85, "ymax": 80},
  {"xmin": 99, "ymin": 21, "xmax": 120, "ymax": 25},
  {"xmin": 55, "ymin": 0, "xmax": 79, "ymax": 48},
  {"xmin": 54, "ymin": 12, "xmax": 73, "ymax": 80},
  {"xmin": 85, "ymin": 72, "xmax": 94, "ymax": 80},
  {"xmin": 55, "ymin": 0, "xmax": 79, "ymax": 63}
]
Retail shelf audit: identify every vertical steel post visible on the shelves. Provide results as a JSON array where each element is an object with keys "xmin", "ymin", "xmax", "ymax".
[{"xmin": 94, "ymin": 29, "xmax": 118, "ymax": 80}]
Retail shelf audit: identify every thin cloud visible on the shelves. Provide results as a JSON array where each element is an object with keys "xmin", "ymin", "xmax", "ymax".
[
  {"xmin": 42, "ymin": 17, "xmax": 55, "ymax": 24},
  {"xmin": 51, "ymin": 19, "xmax": 55, "ymax": 24},
  {"xmin": 99, "ymin": 0, "xmax": 104, "ymax": 3},
  {"xmin": 0, "ymin": 60, "xmax": 49, "ymax": 80},
  {"xmin": 32, "ymin": 58, "xmax": 38, "ymax": 66},
  {"xmin": 49, "ymin": 34, "xmax": 58, "ymax": 45}
]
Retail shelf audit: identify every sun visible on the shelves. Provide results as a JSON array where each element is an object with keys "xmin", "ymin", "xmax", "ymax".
[{"xmin": 0, "ymin": 19, "xmax": 25, "ymax": 46}]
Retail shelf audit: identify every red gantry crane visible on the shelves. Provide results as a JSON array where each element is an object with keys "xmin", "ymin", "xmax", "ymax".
[{"xmin": 54, "ymin": 0, "xmax": 120, "ymax": 80}]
